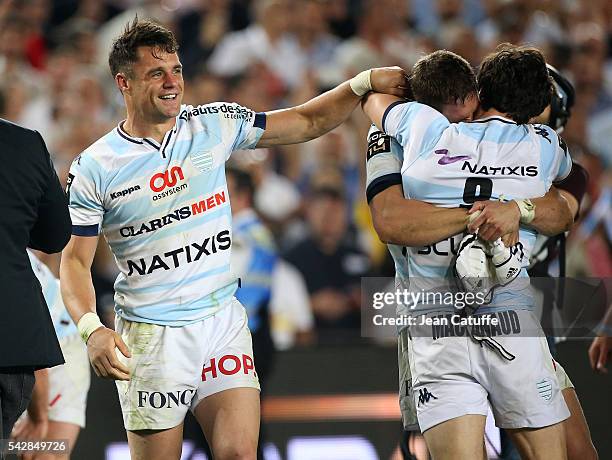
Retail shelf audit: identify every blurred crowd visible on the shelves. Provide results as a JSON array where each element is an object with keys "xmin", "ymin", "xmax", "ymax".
[{"xmin": 2, "ymin": 0, "xmax": 610, "ymax": 346}]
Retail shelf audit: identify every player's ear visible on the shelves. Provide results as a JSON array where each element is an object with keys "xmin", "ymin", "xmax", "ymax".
[{"xmin": 116, "ymin": 73, "xmax": 130, "ymax": 94}]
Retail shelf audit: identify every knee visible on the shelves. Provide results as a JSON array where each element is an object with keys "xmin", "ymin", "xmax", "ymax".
[{"xmin": 214, "ymin": 440, "xmax": 257, "ymax": 460}]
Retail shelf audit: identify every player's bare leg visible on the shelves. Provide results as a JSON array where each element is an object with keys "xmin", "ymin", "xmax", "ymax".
[
  {"xmin": 33, "ymin": 421, "xmax": 81, "ymax": 460},
  {"xmin": 194, "ymin": 387, "xmax": 259, "ymax": 460},
  {"xmin": 507, "ymin": 421, "xmax": 567, "ymax": 460},
  {"xmin": 410, "ymin": 432, "xmax": 430, "ymax": 459},
  {"xmin": 422, "ymin": 414, "xmax": 486, "ymax": 460},
  {"xmin": 561, "ymin": 388, "xmax": 598, "ymax": 460},
  {"xmin": 126, "ymin": 423, "xmax": 184, "ymax": 460}
]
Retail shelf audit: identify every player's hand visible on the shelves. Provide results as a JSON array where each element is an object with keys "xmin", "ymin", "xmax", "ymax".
[
  {"xmin": 588, "ymin": 335, "xmax": 610, "ymax": 374},
  {"xmin": 468, "ymin": 200, "xmax": 520, "ymax": 241},
  {"xmin": 87, "ymin": 327, "xmax": 131, "ymax": 380},
  {"xmin": 501, "ymin": 231, "xmax": 519, "ymax": 248},
  {"xmin": 370, "ymin": 66, "xmax": 411, "ymax": 98},
  {"xmin": 11, "ymin": 415, "xmax": 48, "ymax": 460}
]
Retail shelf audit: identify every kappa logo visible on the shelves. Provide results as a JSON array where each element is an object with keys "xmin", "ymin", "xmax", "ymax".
[
  {"xmin": 110, "ymin": 184, "xmax": 141, "ymax": 200},
  {"xmin": 417, "ymin": 388, "xmax": 438, "ymax": 406},
  {"xmin": 534, "ymin": 126, "xmax": 551, "ymax": 143},
  {"xmin": 435, "ymin": 149, "xmax": 470, "ymax": 165}
]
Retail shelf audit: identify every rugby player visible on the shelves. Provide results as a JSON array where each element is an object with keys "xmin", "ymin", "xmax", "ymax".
[
  {"xmin": 363, "ymin": 45, "xmax": 574, "ymax": 459},
  {"xmin": 59, "ymin": 19, "xmax": 408, "ymax": 460},
  {"xmin": 367, "ymin": 51, "xmax": 596, "ymax": 459},
  {"xmin": 12, "ymin": 251, "xmax": 89, "ymax": 459},
  {"xmin": 365, "ymin": 52, "xmax": 597, "ymax": 460}
]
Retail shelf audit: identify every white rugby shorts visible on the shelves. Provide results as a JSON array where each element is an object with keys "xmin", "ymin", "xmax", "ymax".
[
  {"xmin": 399, "ymin": 309, "xmax": 570, "ymax": 432},
  {"xmin": 114, "ymin": 298, "xmax": 259, "ymax": 431},
  {"xmin": 47, "ymin": 335, "xmax": 90, "ymax": 427}
]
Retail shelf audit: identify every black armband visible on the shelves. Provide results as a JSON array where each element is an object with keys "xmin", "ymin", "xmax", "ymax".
[
  {"xmin": 555, "ymin": 162, "xmax": 588, "ymax": 212},
  {"xmin": 366, "ymin": 173, "xmax": 403, "ymax": 203}
]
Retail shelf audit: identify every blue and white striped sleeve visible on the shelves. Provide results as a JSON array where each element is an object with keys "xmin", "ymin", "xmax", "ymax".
[
  {"xmin": 382, "ymin": 101, "xmax": 449, "ymax": 155},
  {"xmin": 212, "ymin": 102, "xmax": 266, "ymax": 157},
  {"xmin": 365, "ymin": 124, "xmax": 403, "ymax": 203},
  {"xmin": 67, "ymin": 154, "xmax": 104, "ymax": 236},
  {"xmin": 552, "ymin": 134, "xmax": 573, "ymax": 183}
]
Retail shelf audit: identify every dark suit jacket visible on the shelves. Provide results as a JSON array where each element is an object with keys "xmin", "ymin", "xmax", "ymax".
[{"xmin": 0, "ymin": 119, "xmax": 71, "ymax": 369}]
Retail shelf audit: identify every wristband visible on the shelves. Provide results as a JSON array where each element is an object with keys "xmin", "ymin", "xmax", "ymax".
[
  {"xmin": 349, "ymin": 69, "xmax": 373, "ymax": 96},
  {"xmin": 77, "ymin": 312, "xmax": 104, "ymax": 343},
  {"xmin": 514, "ymin": 199, "xmax": 536, "ymax": 224},
  {"xmin": 468, "ymin": 209, "xmax": 481, "ymax": 225}
]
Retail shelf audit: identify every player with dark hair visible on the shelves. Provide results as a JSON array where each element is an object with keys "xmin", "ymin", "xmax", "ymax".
[
  {"xmin": 60, "ymin": 18, "xmax": 408, "ymax": 460},
  {"xmin": 363, "ymin": 45, "xmax": 576, "ymax": 459},
  {"xmin": 367, "ymin": 51, "xmax": 596, "ymax": 460},
  {"xmin": 442, "ymin": 60, "xmax": 595, "ymax": 460}
]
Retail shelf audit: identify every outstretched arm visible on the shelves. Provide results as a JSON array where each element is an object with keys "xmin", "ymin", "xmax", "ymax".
[{"xmin": 257, "ymin": 67, "xmax": 409, "ymax": 147}]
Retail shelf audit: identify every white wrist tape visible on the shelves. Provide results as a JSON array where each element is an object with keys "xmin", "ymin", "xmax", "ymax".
[
  {"xmin": 514, "ymin": 199, "xmax": 536, "ymax": 224},
  {"xmin": 349, "ymin": 69, "xmax": 373, "ymax": 96},
  {"xmin": 77, "ymin": 312, "xmax": 104, "ymax": 343},
  {"xmin": 468, "ymin": 209, "xmax": 481, "ymax": 225}
]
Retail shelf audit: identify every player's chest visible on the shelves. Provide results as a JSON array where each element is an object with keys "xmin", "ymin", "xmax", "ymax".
[{"xmin": 102, "ymin": 149, "xmax": 228, "ymax": 227}]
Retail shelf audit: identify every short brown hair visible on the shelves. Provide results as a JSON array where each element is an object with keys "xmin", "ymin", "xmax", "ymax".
[
  {"xmin": 410, "ymin": 50, "xmax": 477, "ymax": 111},
  {"xmin": 477, "ymin": 44, "xmax": 553, "ymax": 124},
  {"xmin": 108, "ymin": 18, "xmax": 179, "ymax": 78}
]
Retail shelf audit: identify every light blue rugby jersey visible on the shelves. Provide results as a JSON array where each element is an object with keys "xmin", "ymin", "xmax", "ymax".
[
  {"xmin": 27, "ymin": 250, "xmax": 78, "ymax": 340},
  {"xmin": 231, "ymin": 209, "xmax": 277, "ymax": 332},
  {"xmin": 67, "ymin": 103, "xmax": 266, "ymax": 326},
  {"xmin": 366, "ymin": 101, "xmax": 572, "ymax": 316}
]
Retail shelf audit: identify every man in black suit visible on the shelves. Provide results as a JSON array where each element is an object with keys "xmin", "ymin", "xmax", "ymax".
[{"xmin": 0, "ymin": 118, "xmax": 71, "ymax": 448}]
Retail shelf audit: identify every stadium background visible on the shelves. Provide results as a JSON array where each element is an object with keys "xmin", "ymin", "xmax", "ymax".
[{"xmin": 2, "ymin": 0, "xmax": 610, "ymax": 458}]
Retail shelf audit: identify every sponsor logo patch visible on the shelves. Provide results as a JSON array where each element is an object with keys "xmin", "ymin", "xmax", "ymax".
[{"xmin": 366, "ymin": 131, "xmax": 391, "ymax": 161}]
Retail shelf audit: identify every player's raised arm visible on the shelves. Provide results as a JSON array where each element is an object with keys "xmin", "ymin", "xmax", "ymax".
[
  {"xmin": 256, "ymin": 67, "xmax": 409, "ymax": 147},
  {"xmin": 361, "ymin": 92, "xmax": 405, "ymax": 132},
  {"xmin": 61, "ymin": 235, "xmax": 131, "ymax": 381}
]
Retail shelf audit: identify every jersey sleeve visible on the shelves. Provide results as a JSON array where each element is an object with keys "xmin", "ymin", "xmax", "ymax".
[
  {"xmin": 382, "ymin": 100, "xmax": 449, "ymax": 153},
  {"xmin": 205, "ymin": 102, "xmax": 266, "ymax": 159},
  {"xmin": 66, "ymin": 154, "xmax": 104, "ymax": 236},
  {"xmin": 365, "ymin": 124, "xmax": 404, "ymax": 203},
  {"xmin": 535, "ymin": 124, "xmax": 573, "ymax": 186},
  {"xmin": 551, "ymin": 134, "xmax": 573, "ymax": 183}
]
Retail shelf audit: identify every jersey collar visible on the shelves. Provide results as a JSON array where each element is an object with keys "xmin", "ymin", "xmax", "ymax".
[
  {"xmin": 116, "ymin": 120, "xmax": 179, "ymax": 156},
  {"xmin": 470, "ymin": 115, "xmax": 517, "ymax": 125}
]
